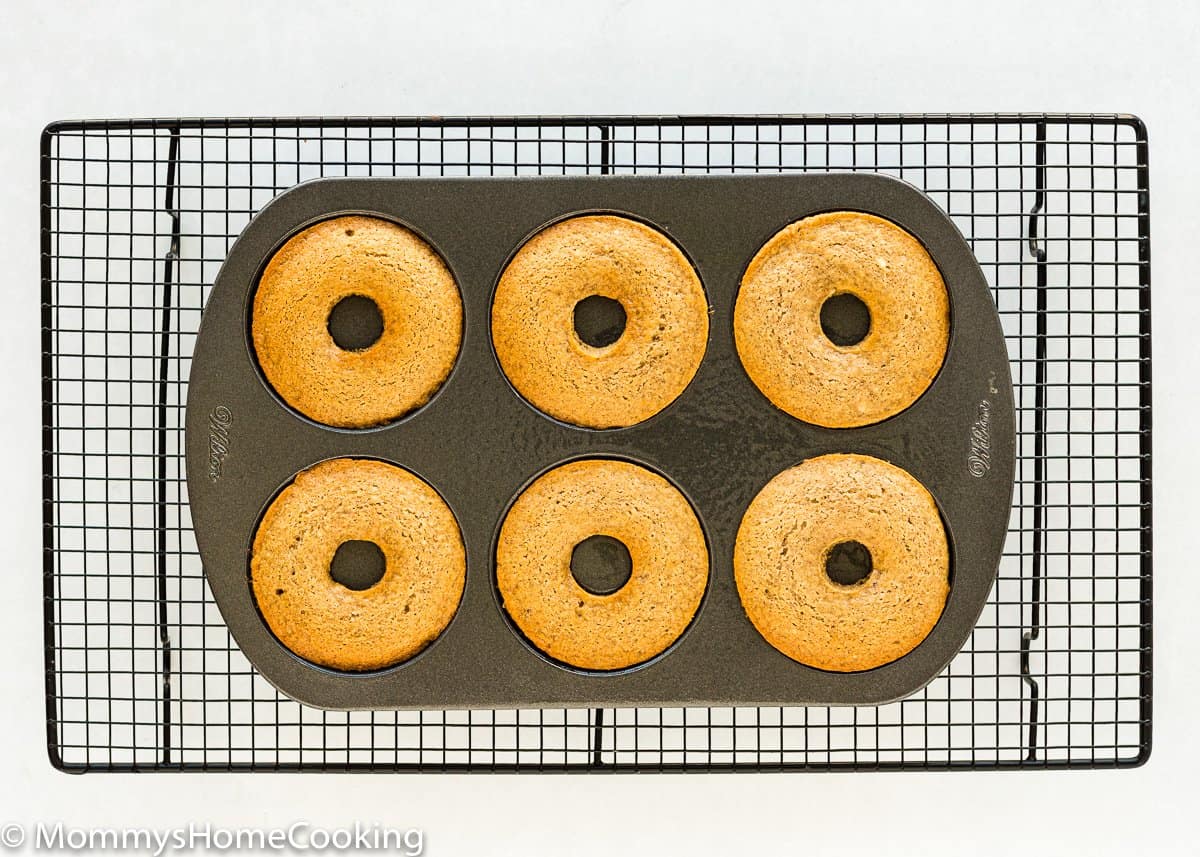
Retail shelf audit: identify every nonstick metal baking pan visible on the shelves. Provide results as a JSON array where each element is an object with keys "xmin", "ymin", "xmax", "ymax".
[{"xmin": 185, "ymin": 172, "xmax": 1015, "ymax": 710}]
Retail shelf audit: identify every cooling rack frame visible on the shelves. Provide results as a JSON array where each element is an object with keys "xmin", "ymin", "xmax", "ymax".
[{"xmin": 40, "ymin": 114, "xmax": 1152, "ymax": 772}]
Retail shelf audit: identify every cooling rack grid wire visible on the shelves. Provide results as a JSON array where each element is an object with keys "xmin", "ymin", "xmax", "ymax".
[{"xmin": 40, "ymin": 115, "xmax": 1151, "ymax": 772}]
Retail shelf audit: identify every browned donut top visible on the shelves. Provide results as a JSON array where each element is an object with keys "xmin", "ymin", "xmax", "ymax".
[
  {"xmin": 734, "ymin": 453, "xmax": 949, "ymax": 672},
  {"xmin": 496, "ymin": 459, "xmax": 709, "ymax": 670},
  {"xmin": 735, "ymin": 211, "xmax": 949, "ymax": 428},
  {"xmin": 492, "ymin": 215, "xmax": 709, "ymax": 428},
  {"xmin": 252, "ymin": 215, "xmax": 462, "ymax": 428},
  {"xmin": 251, "ymin": 458, "xmax": 465, "ymax": 671}
]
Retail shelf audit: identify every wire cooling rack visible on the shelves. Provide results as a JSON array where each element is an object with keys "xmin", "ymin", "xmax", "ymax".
[{"xmin": 41, "ymin": 115, "xmax": 1152, "ymax": 772}]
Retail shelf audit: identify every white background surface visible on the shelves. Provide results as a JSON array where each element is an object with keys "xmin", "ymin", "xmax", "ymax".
[{"xmin": 1, "ymin": 2, "xmax": 1196, "ymax": 854}]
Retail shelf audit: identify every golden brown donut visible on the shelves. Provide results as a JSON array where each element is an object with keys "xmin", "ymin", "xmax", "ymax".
[
  {"xmin": 252, "ymin": 215, "xmax": 462, "ymax": 428},
  {"xmin": 495, "ymin": 459, "xmax": 709, "ymax": 670},
  {"xmin": 491, "ymin": 215, "xmax": 709, "ymax": 428},
  {"xmin": 251, "ymin": 458, "xmax": 465, "ymax": 671},
  {"xmin": 734, "ymin": 211, "xmax": 949, "ymax": 428},
  {"xmin": 734, "ymin": 453, "xmax": 949, "ymax": 672}
]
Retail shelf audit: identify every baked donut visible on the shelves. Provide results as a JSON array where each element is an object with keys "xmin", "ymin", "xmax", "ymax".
[
  {"xmin": 252, "ymin": 215, "xmax": 462, "ymax": 428},
  {"xmin": 734, "ymin": 211, "xmax": 949, "ymax": 428},
  {"xmin": 491, "ymin": 215, "xmax": 709, "ymax": 428},
  {"xmin": 251, "ymin": 458, "xmax": 465, "ymax": 671},
  {"xmin": 495, "ymin": 459, "xmax": 708, "ymax": 670},
  {"xmin": 734, "ymin": 453, "xmax": 949, "ymax": 672}
]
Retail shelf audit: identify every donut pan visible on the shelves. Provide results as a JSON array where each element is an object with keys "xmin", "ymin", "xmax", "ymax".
[{"xmin": 185, "ymin": 173, "xmax": 1015, "ymax": 710}]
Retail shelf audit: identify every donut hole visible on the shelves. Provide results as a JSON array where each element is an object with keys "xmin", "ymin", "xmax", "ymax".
[
  {"xmin": 573, "ymin": 294, "xmax": 627, "ymax": 348},
  {"xmin": 327, "ymin": 294, "xmax": 384, "ymax": 352},
  {"xmin": 819, "ymin": 292, "xmax": 871, "ymax": 347},
  {"xmin": 329, "ymin": 539, "xmax": 387, "ymax": 591},
  {"xmin": 824, "ymin": 540, "xmax": 873, "ymax": 587},
  {"xmin": 570, "ymin": 534, "xmax": 633, "ymax": 595}
]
